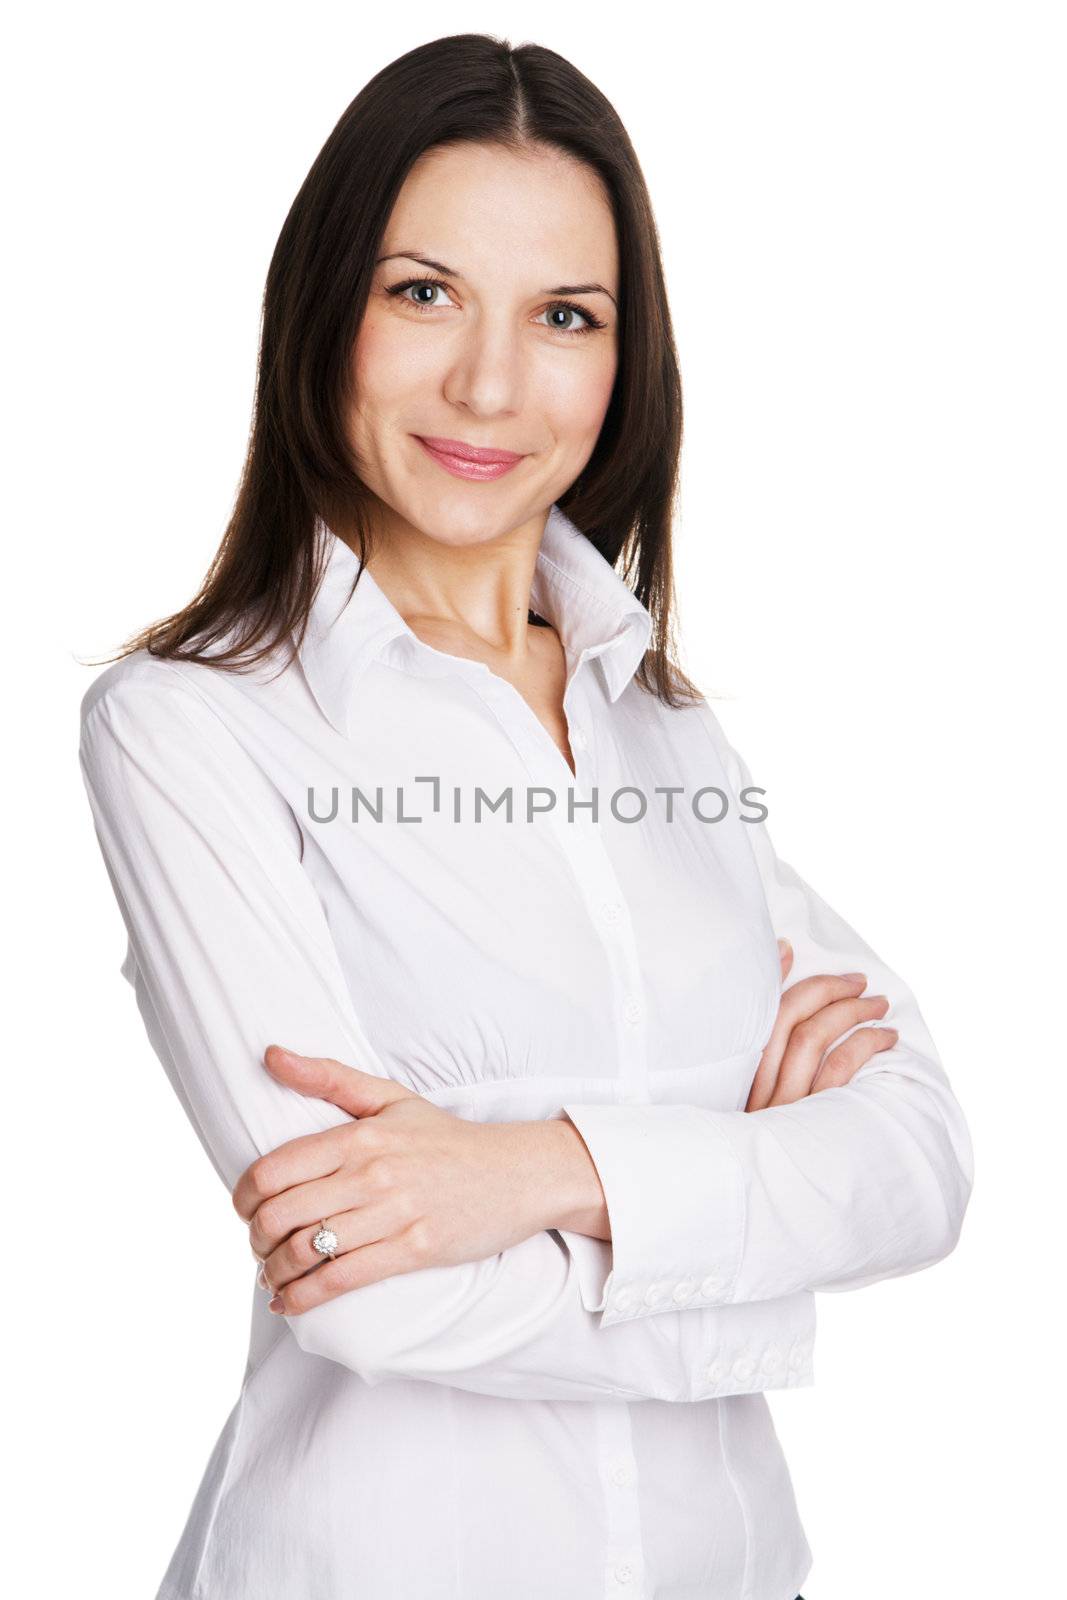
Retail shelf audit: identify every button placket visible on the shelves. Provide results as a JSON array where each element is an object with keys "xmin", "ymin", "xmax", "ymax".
[
  {"xmin": 450, "ymin": 653, "xmax": 652, "ymax": 1593},
  {"xmin": 597, "ymin": 1408, "xmax": 644, "ymax": 1600},
  {"xmin": 622, "ymin": 996, "xmax": 643, "ymax": 1025},
  {"xmin": 512, "ymin": 669, "xmax": 649, "ymax": 1106}
]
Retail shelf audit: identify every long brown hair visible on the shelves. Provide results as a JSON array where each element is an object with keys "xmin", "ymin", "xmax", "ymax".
[{"xmin": 98, "ymin": 33, "xmax": 701, "ymax": 707}]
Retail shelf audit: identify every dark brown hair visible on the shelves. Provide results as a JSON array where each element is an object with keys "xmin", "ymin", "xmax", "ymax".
[{"xmin": 98, "ymin": 33, "xmax": 701, "ymax": 707}]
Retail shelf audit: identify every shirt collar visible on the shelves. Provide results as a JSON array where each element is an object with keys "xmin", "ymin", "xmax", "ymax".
[{"xmin": 294, "ymin": 502, "xmax": 654, "ymax": 737}]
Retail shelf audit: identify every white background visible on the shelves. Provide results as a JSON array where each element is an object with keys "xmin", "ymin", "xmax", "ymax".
[{"xmin": 7, "ymin": 3, "xmax": 1063, "ymax": 1596}]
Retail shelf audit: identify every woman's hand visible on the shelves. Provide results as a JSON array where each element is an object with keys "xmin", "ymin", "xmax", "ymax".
[
  {"xmin": 745, "ymin": 937, "xmax": 899, "ymax": 1112},
  {"xmin": 232, "ymin": 1046, "xmax": 588, "ymax": 1317}
]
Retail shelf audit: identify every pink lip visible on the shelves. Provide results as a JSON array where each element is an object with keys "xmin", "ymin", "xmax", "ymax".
[
  {"xmin": 418, "ymin": 434, "xmax": 525, "ymax": 463},
  {"xmin": 414, "ymin": 434, "xmax": 527, "ymax": 481}
]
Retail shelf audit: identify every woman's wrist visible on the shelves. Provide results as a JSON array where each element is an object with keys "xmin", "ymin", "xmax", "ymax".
[{"xmin": 520, "ymin": 1117, "xmax": 611, "ymax": 1241}]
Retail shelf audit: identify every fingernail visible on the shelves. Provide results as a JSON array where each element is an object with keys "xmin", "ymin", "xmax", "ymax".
[
  {"xmin": 842, "ymin": 972, "xmax": 866, "ymax": 981},
  {"xmin": 268, "ymin": 1297, "xmax": 285, "ymax": 1314}
]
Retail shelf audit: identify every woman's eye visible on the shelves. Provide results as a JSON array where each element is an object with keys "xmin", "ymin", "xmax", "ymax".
[
  {"xmin": 397, "ymin": 280, "xmax": 456, "ymax": 310},
  {"xmin": 537, "ymin": 303, "xmax": 594, "ymax": 335}
]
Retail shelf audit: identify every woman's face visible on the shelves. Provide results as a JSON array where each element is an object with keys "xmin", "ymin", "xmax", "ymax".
[{"xmin": 347, "ymin": 140, "xmax": 620, "ymax": 549}]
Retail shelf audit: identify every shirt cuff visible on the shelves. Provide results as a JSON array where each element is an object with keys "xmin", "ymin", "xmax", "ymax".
[
  {"xmin": 555, "ymin": 1227, "xmax": 614, "ymax": 1314},
  {"xmin": 561, "ymin": 1103, "xmax": 746, "ymax": 1328}
]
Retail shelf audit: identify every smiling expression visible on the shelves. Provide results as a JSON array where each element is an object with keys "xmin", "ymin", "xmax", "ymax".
[{"xmin": 347, "ymin": 140, "xmax": 620, "ymax": 552}]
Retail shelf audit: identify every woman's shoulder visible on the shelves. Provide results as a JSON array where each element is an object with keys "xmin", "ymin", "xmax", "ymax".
[
  {"xmin": 78, "ymin": 617, "xmax": 293, "ymax": 733},
  {"xmin": 79, "ymin": 647, "xmax": 217, "ymax": 735},
  {"xmin": 77, "ymin": 644, "xmax": 300, "ymax": 831},
  {"xmin": 77, "ymin": 643, "xmax": 280, "ymax": 773},
  {"xmin": 77, "ymin": 644, "xmax": 306, "ymax": 871}
]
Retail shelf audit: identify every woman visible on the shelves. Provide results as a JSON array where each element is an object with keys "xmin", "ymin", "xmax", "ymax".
[{"xmin": 78, "ymin": 33, "xmax": 973, "ymax": 1600}]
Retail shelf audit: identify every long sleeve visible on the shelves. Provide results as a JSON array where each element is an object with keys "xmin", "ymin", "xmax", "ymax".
[
  {"xmin": 561, "ymin": 700, "xmax": 975, "ymax": 1329},
  {"xmin": 78, "ymin": 662, "xmax": 812, "ymax": 1402}
]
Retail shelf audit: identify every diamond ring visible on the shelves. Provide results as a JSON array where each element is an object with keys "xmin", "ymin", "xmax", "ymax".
[{"xmin": 312, "ymin": 1220, "xmax": 339, "ymax": 1260}]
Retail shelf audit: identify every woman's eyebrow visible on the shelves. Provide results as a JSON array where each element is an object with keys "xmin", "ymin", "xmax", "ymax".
[{"xmin": 376, "ymin": 252, "xmax": 617, "ymax": 307}]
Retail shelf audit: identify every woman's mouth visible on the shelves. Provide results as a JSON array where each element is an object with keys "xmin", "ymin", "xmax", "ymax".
[{"xmin": 413, "ymin": 435, "xmax": 527, "ymax": 481}]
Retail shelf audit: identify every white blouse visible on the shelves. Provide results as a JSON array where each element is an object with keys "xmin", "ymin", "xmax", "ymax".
[{"xmin": 78, "ymin": 502, "xmax": 973, "ymax": 1600}]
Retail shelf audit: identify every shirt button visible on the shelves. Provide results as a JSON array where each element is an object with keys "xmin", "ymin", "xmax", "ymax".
[
  {"xmin": 612, "ymin": 1288, "xmax": 634, "ymax": 1313},
  {"xmin": 700, "ymin": 1274, "xmax": 723, "ymax": 1298},
  {"xmin": 732, "ymin": 1354, "xmax": 757, "ymax": 1381},
  {"xmin": 614, "ymin": 1562, "xmax": 634, "ymax": 1584},
  {"xmin": 761, "ymin": 1345, "xmax": 782, "ymax": 1373},
  {"xmin": 610, "ymin": 1463, "xmax": 633, "ymax": 1487},
  {"xmin": 602, "ymin": 900, "xmax": 622, "ymax": 924},
  {"xmin": 643, "ymin": 1284, "xmax": 663, "ymax": 1306},
  {"xmin": 705, "ymin": 1358, "xmax": 728, "ymax": 1382},
  {"xmin": 623, "ymin": 998, "xmax": 643, "ymax": 1025},
  {"xmin": 788, "ymin": 1342, "xmax": 809, "ymax": 1371},
  {"xmin": 672, "ymin": 1280, "xmax": 693, "ymax": 1304}
]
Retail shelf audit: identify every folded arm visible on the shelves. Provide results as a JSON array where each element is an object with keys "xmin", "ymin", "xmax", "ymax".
[{"xmin": 78, "ymin": 663, "xmax": 810, "ymax": 1401}]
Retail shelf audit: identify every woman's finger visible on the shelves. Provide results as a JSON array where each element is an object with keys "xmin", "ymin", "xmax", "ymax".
[
  {"xmin": 747, "ymin": 972, "xmax": 868, "ymax": 1111},
  {"xmin": 766, "ymin": 994, "xmax": 891, "ymax": 1106},
  {"xmin": 268, "ymin": 1218, "xmax": 428, "ymax": 1315},
  {"xmin": 249, "ymin": 1164, "xmax": 372, "ymax": 1260},
  {"xmin": 260, "ymin": 1195, "xmax": 404, "ymax": 1296},
  {"xmin": 232, "ymin": 1127, "xmax": 348, "ymax": 1223},
  {"xmin": 248, "ymin": 1136, "xmax": 414, "ymax": 1261},
  {"xmin": 810, "ymin": 1024, "xmax": 900, "ymax": 1094},
  {"xmin": 777, "ymin": 937, "xmax": 794, "ymax": 984}
]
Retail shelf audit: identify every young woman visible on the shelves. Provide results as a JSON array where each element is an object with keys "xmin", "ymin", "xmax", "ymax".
[{"xmin": 78, "ymin": 33, "xmax": 973, "ymax": 1600}]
